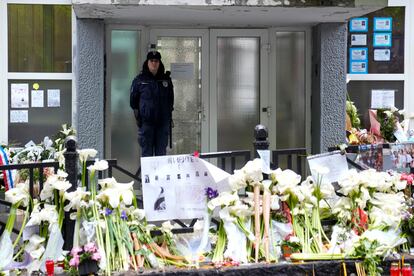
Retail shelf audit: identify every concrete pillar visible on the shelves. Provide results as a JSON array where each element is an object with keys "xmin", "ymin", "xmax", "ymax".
[
  {"xmin": 75, "ymin": 19, "xmax": 104, "ymax": 156},
  {"xmin": 311, "ymin": 23, "xmax": 347, "ymax": 153}
]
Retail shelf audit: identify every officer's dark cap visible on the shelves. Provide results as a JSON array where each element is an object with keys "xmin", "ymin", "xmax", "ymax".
[{"xmin": 147, "ymin": 51, "xmax": 161, "ymax": 61}]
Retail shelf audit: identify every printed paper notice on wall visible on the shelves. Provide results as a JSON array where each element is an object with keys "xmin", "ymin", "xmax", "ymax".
[
  {"xmin": 371, "ymin": 89, "xmax": 395, "ymax": 109},
  {"xmin": 171, "ymin": 63, "xmax": 194, "ymax": 80},
  {"xmin": 349, "ymin": 61, "xmax": 367, "ymax": 74},
  {"xmin": 47, "ymin": 89, "xmax": 60, "ymax": 107},
  {"xmin": 373, "ymin": 33, "xmax": 392, "ymax": 47},
  {"xmin": 31, "ymin": 90, "xmax": 44, "ymax": 107},
  {"xmin": 350, "ymin": 48, "xmax": 368, "ymax": 61},
  {"xmin": 374, "ymin": 17, "xmax": 392, "ymax": 32},
  {"xmin": 11, "ymin": 83, "xmax": 29, "ymax": 108},
  {"xmin": 351, "ymin": 34, "xmax": 367, "ymax": 46},
  {"xmin": 349, "ymin": 18, "xmax": 368, "ymax": 32},
  {"xmin": 374, "ymin": 49, "xmax": 391, "ymax": 61},
  {"xmin": 10, "ymin": 110, "xmax": 28, "ymax": 123}
]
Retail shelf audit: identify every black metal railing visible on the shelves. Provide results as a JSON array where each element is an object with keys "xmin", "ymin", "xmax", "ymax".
[
  {"xmin": 0, "ymin": 161, "xmax": 60, "ymax": 199},
  {"xmin": 84, "ymin": 159, "xmax": 141, "ymax": 184},
  {"xmin": 0, "ymin": 161, "xmax": 59, "ymax": 235},
  {"xmin": 199, "ymin": 150, "xmax": 251, "ymax": 173},
  {"xmin": 271, "ymin": 148, "xmax": 308, "ymax": 176},
  {"xmin": 82, "ymin": 159, "xmax": 143, "ymax": 208},
  {"xmin": 1, "ymin": 125, "xmax": 310, "ymax": 244},
  {"xmin": 0, "ymin": 147, "xmax": 254, "ymax": 238}
]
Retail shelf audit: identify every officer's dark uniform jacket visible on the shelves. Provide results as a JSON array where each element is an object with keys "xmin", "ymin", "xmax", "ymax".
[{"xmin": 129, "ymin": 66, "xmax": 174, "ymax": 127}]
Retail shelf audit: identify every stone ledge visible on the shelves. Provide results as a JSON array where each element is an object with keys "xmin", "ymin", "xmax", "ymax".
[
  {"xmin": 114, "ymin": 257, "xmax": 414, "ymax": 276},
  {"xmin": 72, "ymin": 0, "xmax": 386, "ymax": 8}
]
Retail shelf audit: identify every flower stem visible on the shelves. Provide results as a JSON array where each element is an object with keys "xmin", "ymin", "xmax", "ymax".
[
  {"xmin": 82, "ymin": 161, "xmax": 86, "ymax": 187},
  {"xmin": 5, "ymin": 202, "xmax": 19, "ymax": 233},
  {"xmin": 58, "ymin": 194, "xmax": 64, "ymax": 229},
  {"xmin": 13, "ymin": 204, "xmax": 30, "ymax": 248},
  {"xmin": 73, "ymin": 209, "xmax": 81, "ymax": 248},
  {"xmin": 212, "ymin": 221, "xmax": 226, "ymax": 263},
  {"xmin": 89, "ymin": 170, "xmax": 106, "ymax": 274},
  {"xmin": 253, "ymin": 184, "xmax": 260, "ymax": 262},
  {"xmin": 12, "ymin": 242, "xmax": 26, "ymax": 261}
]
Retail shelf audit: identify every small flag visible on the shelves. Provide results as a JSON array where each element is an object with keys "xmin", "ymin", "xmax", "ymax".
[{"xmin": 0, "ymin": 146, "xmax": 14, "ymax": 190}]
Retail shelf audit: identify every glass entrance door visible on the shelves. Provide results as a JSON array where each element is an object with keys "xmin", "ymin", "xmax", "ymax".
[
  {"xmin": 210, "ymin": 29, "xmax": 270, "ymax": 152},
  {"xmin": 274, "ymin": 31, "xmax": 307, "ymax": 149},
  {"xmin": 150, "ymin": 29, "xmax": 209, "ymax": 154},
  {"xmin": 106, "ymin": 28, "xmax": 142, "ymax": 181},
  {"xmin": 106, "ymin": 27, "xmax": 309, "ymax": 181}
]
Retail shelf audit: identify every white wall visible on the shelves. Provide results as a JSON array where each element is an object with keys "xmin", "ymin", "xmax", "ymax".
[
  {"xmin": 387, "ymin": 0, "xmax": 413, "ymax": 129},
  {"xmin": 0, "ymin": 1, "xmax": 7, "ymax": 144}
]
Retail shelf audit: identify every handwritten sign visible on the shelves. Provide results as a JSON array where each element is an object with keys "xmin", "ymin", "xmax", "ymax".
[
  {"xmin": 11, "ymin": 83, "xmax": 29, "ymax": 108},
  {"xmin": 141, "ymin": 154, "xmax": 230, "ymax": 221}
]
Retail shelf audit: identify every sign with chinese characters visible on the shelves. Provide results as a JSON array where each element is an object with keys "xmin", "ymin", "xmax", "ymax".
[{"xmin": 141, "ymin": 155, "xmax": 230, "ymax": 221}]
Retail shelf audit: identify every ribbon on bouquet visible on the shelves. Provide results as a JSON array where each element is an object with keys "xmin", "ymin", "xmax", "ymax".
[{"xmin": 0, "ymin": 145, "xmax": 14, "ymax": 190}]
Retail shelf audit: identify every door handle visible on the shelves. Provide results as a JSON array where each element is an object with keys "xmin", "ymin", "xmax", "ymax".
[
  {"xmin": 262, "ymin": 106, "xmax": 271, "ymax": 117},
  {"xmin": 198, "ymin": 106, "xmax": 206, "ymax": 121}
]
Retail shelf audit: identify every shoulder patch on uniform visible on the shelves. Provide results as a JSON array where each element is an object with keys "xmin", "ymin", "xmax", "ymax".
[{"xmin": 162, "ymin": 81, "xmax": 168, "ymax": 87}]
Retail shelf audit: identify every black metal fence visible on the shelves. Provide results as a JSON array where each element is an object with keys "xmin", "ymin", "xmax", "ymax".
[
  {"xmin": 0, "ymin": 125, "xmax": 310, "ymax": 247},
  {"xmin": 0, "ymin": 140, "xmax": 256, "ymax": 243},
  {"xmin": 199, "ymin": 150, "xmax": 251, "ymax": 173},
  {"xmin": 271, "ymin": 148, "xmax": 308, "ymax": 176},
  {"xmin": 0, "ymin": 162, "xmax": 60, "ymax": 235}
]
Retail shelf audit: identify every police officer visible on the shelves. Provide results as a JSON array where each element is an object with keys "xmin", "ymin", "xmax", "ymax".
[{"xmin": 130, "ymin": 51, "xmax": 174, "ymax": 157}]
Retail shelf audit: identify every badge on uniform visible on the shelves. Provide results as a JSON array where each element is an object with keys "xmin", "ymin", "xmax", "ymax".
[{"xmin": 162, "ymin": 81, "xmax": 168, "ymax": 87}]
